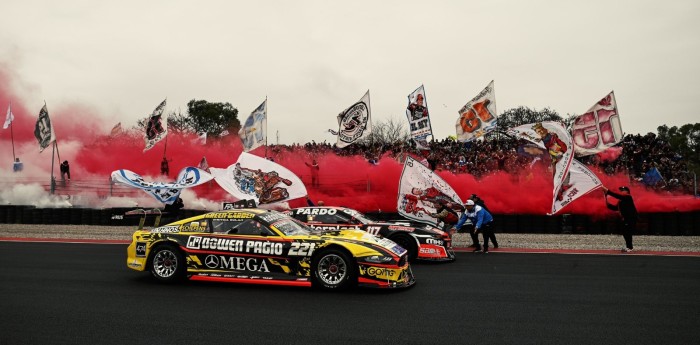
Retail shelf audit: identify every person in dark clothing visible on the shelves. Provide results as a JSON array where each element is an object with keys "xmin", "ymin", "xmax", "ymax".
[
  {"xmin": 603, "ymin": 185, "xmax": 638, "ymax": 252},
  {"xmin": 430, "ymin": 202, "xmax": 463, "ymax": 232},
  {"xmin": 163, "ymin": 197, "xmax": 184, "ymax": 223},
  {"xmin": 469, "ymin": 194, "xmax": 497, "ymax": 248},
  {"xmin": 160, "ymin": 157, "xmax": 171, "ymax": 176},
  {"xmin": 60, "ymin": 160, "xmax": 71, "ymax": 180}
]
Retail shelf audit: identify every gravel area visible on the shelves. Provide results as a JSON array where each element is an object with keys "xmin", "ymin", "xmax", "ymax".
[{"xmin": 1, "ymin": 224, "xmax": 699, "ymax": 252}]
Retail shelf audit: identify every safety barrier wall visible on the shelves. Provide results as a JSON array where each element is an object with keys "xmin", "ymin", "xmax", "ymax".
[{"xmin": 0, "ymin": 205, "xmax": 698, "ymax": 235}]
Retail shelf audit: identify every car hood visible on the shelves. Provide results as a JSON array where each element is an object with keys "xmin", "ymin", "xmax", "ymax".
[{"xmin": 306, "ymin": 229, "xmax": 407, "ymax": 257}]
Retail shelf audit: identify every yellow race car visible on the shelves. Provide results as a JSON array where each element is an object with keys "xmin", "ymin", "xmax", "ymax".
[{"xmin": 126, "ymin": 209, "xmax": 415, "ymax": 290}]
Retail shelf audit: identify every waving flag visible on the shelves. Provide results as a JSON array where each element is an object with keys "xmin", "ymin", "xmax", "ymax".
[
  {"xmin": 3, "ymin": 103, "xmax": 13, "ymax": 129},
  {"xmin": 572, "ymin": 91, "xmax": 623, "ymax": 156},
  {"xmin": 550, "ymin": 159, "xmax": 602, "ymax": 214},
  {"xmin": 197, "ymin": 156, "xmax": 210, "ymax": 173},
  {"xmin": 239, "ymin": 99, "xmax": 267, "ymax": 152},
  {"xmin": 143, "ymin": 98, "xmax": 168, "ymax": 152},
  {"xmin": 111, "ymin": 166, "xmax": 213, "ymax": 204},
  {"xmin": 406, "ymin": 85, "xmax": 433, "ymax": 150},
  {"xmin": 210, "ymin": 152, "xmax": 307, "ymax": 205},
  {"xmin": 397, "ymin": 156, "xmax": 463, "ymax": 227},
  {"xmin": 330, "ymin": 90, "xmax": 372, "ymax": 148},
  {"xmin": 110, "ymin": 122, "xmax": 122, "ymax": 136},
  {"xmin": 456, "ymin": 80, "xmax": 497, "ymax": 141},
  {"xmin": 508, "ymin": 122, "xmax": 601, "ymax": 214},
  {"xmin": 34, "ymin": 104, "xmax": 56, "ymax": 152}
]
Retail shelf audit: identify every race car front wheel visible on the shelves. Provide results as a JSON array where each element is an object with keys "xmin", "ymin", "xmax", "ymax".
[
  {"xmin": 312, "ymin": 249, "xmax": 355, "ymax": 290},
  {"xmin": 150, "ymin": 244, "xmax": 185, "ymax": 283}
]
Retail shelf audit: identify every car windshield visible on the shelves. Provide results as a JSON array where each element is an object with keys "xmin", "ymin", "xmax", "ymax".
[
  {"xmin": 345, "ymin": 209, "xmax": 373, "ymax": 224},
  {"xmin": 272, "ymin": 219, "xmax": 318, "ymax": 236}
]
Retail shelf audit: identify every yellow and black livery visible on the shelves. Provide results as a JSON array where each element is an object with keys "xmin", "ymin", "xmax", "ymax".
[{"xmin": 127, "ymin": 209, "xmax": 415, "ymax": 290}]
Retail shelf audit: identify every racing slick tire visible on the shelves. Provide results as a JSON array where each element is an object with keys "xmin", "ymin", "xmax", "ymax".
[
  {"xmin": 149, "ymin": 244, "xmax": 185, "ymax": 283},
  {"xmin": 311, "ymin": 249, "xmax": 356, "ymax": 290},
  {"xmin": 390, "ymin": 234, "xmax": 417, "ymax": 262}
]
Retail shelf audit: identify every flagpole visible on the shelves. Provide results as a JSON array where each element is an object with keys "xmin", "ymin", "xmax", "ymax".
[
  {"xmin": 264, "ymin": 96, "xmax": 268, "ymax": 158},
  {"xmin": 10, "ymin": 114, "xmax": 15, "ymax": 161},
  {"xmin": 50, "ymin": 141, "xmax": 56, "ymax": 194},
  {"xmin": 163, "ymin": 135, "xmax": 168, "ymax": 157}
]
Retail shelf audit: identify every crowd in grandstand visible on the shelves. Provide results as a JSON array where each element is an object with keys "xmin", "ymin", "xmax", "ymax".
[{"xmin": 267, "ymin": 132, "xmax": 696, "ymax": 195}]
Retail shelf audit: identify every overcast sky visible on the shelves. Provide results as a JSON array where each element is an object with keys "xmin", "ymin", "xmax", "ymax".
[{"xmin": 1, "ymin": 0, "xmax": 698, "ymax": 144}]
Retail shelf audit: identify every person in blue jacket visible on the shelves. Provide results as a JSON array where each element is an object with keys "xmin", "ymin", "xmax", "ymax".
[{"xmin": 453, "ymin": 199, "xmax": 496, "ymax": 253}]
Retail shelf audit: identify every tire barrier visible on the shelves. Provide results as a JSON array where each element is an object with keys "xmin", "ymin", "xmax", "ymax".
[{"xmin": 0, "ymin": 205, "xmax": 698, "ymax": 235}]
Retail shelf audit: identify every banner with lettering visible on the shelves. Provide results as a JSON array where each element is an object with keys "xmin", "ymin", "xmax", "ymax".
[
  {"xmin": 455, "ymin": 80, "xmax": 497, "ymax": 141},
  {"xmin": 210, "ymin": 152, "xmax": 307, "ymax": 204},
  {"xmin": 397, "ymin": 156, "xmax": 463, "ymax": 227},
  {"xmin": 572, "ymin": 91, "xmax": 623, "ymax": 156},
  {"xmin": 406, "ymin": 85, "xmax": 433, "ymax": 150}
]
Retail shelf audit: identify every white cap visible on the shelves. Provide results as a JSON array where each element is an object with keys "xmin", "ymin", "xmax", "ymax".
[{"xmin": 465, "ymin": 200, "xmax": 475, "ymax": 206}]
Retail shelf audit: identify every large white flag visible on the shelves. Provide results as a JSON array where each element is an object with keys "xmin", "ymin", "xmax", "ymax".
[
  {"xmin": 572, "ymin": 91, "xmax": 623, "ymax": 157},
  {"xmin": 143, "ymin": 99, "xmax": 168, "ymax": 152},
  {"xmin": 239, "ymin": 99, "xmax": 267, "ymax": 152},
  {"xmin": 550, "ymin": 159, "xmax": 602, "ymax": 214},
  {"xmin": 507, "ymin": 122, "xmax": 601, "ymax": 214},
  {"xmin": 111, "ymin": 166, "xmax": 213, "ymax": 204},
  {"xmin": 331, "ymin": 90, "xmax": 372, "ymax": 148},
  {"xmin": 507, "ymin": 122, "xmax": 574, "ymax": 196},
  {"xmin": 34, "ymin": 104, "xmax": 56, "ymax": 153},
  {"xmin": 455, "ymin": 80, "xmax": 497, "ymax": 141},
  {"xmin": 406, "ymin": 85, "xmax": 433, "ymax": 150},
  {"xmin": 397, "ymin": 156, "xmax": 464, "ymax": 227},
  {"xmin": 210, "ymin": 152, "xmax": 307, "ymax": 205},
  {"xmin": 3, "ymin": 103, "xmax": 13, "ymax": 129}
]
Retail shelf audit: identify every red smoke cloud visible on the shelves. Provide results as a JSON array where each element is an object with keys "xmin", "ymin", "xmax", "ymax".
[{"xmin": 1, "ymin": 66, "xmax": 699, "ymax": 215}]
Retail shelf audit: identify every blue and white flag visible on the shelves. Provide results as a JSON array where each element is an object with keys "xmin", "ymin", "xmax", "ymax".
[
  {"xmin": 111, "ymin": 166, "xmax": 213, "ymax": 204},
  {"xmin": 239, "ymin": 99, "xmax": 267, "ymax": 152}
]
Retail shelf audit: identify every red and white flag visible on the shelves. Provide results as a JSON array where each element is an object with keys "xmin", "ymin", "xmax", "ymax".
[
  {"xmin": 572, "ymin": 91, "xmax": 623, "ymax": 156},
  {"xmin": 456, "ymin": 81, "xmax": 497, "ymax": 141}
]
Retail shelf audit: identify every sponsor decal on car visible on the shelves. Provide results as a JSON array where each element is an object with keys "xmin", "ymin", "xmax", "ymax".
[
  {"xmin": 151, "ymin": 226, "xmax": 180, "ymax": 234},
  {"xmin": 387, "ymin": 225, "xmax": 415, "ymax": 232},
  {"xmin": 377, "ymin": 238, "xmax": 407, "ymax": 256},
  {"xmin": 204, "ymin": 255, "xmax": 271, "ymax": 272},
  {"xmin": 186, "ymin": 236, "xmax": 285, "ymax": 255},
  {"xmin": 135, "ymin": 242, "xmax": 147, "ymax": 257},
  {"xmin": 418, "ymin": 244, "xmax": 447, "ymax": 258},
  {"xmin": 295, "ymin": 208, "xmax": 337, "ymax": 215},
  {"xmin": 426, "ymin": 238, "xmax": 444, "ymax": 246},
  {"xmin": 204, "ymin": 212, "xmax": 255, "ymax": 219}
]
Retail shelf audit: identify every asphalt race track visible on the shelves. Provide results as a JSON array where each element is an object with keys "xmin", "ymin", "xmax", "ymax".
[{"xmin": 1, "ymin": 242, "xmax": 699, "ymax": 345}]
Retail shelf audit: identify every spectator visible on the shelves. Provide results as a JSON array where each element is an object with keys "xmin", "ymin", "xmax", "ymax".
[
  {"xmin": 12, "ymin": 157, "xmax": 23, "ymax": 172},
  {"xmin": 60, "ymin": 160, "xmax": 71, "ymax": 180},
  {"xmin": 305, "ymin": 159, "xmax": 320, "ymax": 187},
  {"xmin": 161, "ymin": 156, "xmax": 171, "ymax": 176}
]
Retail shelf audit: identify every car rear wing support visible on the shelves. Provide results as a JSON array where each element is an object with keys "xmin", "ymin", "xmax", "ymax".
[{"xmin": 124, "ymin": 208, "xmax": 163, "ymax": 230}]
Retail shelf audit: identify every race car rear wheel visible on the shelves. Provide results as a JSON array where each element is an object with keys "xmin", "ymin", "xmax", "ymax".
[
  {"xmin": 149, "ymin": 244, "xmax": 185, "ymax": 283},
  {"xmin": 390, "ymin": 234, "xmax": 417, "ymax": 262},
  {"xmin": 311, "ymin": 249, "xmax": 355, "ymax": 290}
]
